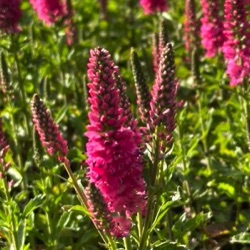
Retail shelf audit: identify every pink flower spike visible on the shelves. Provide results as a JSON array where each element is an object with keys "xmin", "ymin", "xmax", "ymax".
[
  {"xmin": 200, "ymin": 0, "xmax": 225, "ymax": 58},
  {"xmin": 150, "ymin": 43, "xmax": 177, "ymax": 148},
  {"xmin": 184, "ymin": 0, "xmax": 199, "ymax": 53},
  {"xmin": 31, "ymin": 94, "xmax": 69, "ymax": 164},
  {"xmin": 140, "ymin": 0, "xmax": 167, "ymax": 15},
  {"xmin": 222, "ymin": 0, "xmax": 250, "ymax": 86},
  {"xmin": 85, "ymin": 47, "xmax": 147, "ymax": 237},
  {"xmin": 29, "ymin": 0, "xmax": 66, "ymax": 26},
  {"xmin": 0, "ymin": 0, "xmax": 21, "ymax": 33}
]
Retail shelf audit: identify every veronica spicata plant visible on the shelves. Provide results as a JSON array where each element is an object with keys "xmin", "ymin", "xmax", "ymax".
[{"xmin": 85, "ymin": 47, "xmax": 147, "ymax": 238}]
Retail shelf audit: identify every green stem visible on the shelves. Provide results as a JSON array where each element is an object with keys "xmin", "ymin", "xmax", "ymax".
[
  {"xmin": 166, "ymin": 210, "xmax": 174, "ymax": 241},
  {"xmin": 45, "ymin": 211, "xmax": 56, "ymax": 250},
  {"xmin": 138, "ymin": 195, "xmax": 155, "ymax": 250},
  {"xmin": 197, "ymin": 91, "xmax": 212, "ymax": 174},
  {"xmin": 139, "ymin": 128, "xmax": 161, "ymax": 250},
  {"xmin": 124, "ymin": 237, "xmax": 132, "ymax": 250},
  {"xmin": 241, "ymin": 82, "xmax": 250, "ymax": 152},
  {"xmin": 8, "ymin": 103, "xmax": 27, "ymax": 190},
  {"xmin": 178, "ymin": 123, "xmax": 195, "ymax": 210},
  {"xmin": 137, "ymin": 211, "xmax": 143, "ymax": 240},
  {"xmin": 107, "ymin": 237, "xmax": 117, "ymax": 250},
  {"xmin": 63, "ymin": 162, "xmax": 87, "ymax": 207}
]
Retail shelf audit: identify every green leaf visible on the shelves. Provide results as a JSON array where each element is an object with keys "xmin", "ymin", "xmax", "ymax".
[
  {"xmin": 149, "ymin": 198, "xmax": 181, "ymax": 233},
  {"xmin": 173, "ymin": 212, "xmax": 211, "ymax": 239},
  {"xmin": 231, "ymin": 233, "xmax": 250, "ymax": 244},
  {"xmin": 152, "ymin": 240, "xmax": 187, "ymax": 249},
  {"xmin": 17, "ymin": 221, "xmax": 26, "ymax": 250},
  {"xmin": 55, "ymin": 105, "xmax": 69, "ymax": 124},
  {"xmin": 56, "ymin": 211, "xmax": 72, "ymax": 234},
  {"xmin": 23, "ymin": 194, "xmax": 45, "ymax": 217},
  {"xmin": 217, "ymin": 183, "xmax": 235, "ymax": 198},
  {"xmin": 62, "ymin": 205, "xmax": 90, "ymax": 216}
]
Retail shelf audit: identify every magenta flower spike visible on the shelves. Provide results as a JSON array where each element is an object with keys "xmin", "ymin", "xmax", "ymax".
[
  {"xmin": 0, "ymin": 0, "xmax": 21, "ymax": 33},
  {"xmin": 139, "ymin": 0, "xmax": 167, "ymax": 15},
  {"xmin": 150, "ymin": 43, "xmax": 177, "ymax": 148},
  {"xmin": 31, "ymin": 94, "xmax": 69, "ymax": 165},
  {"xmin": 85, "ymin": 47, "xmax": 147, "ymax": 237},
  {"xmin": 222, "ymin": 0, "xmax": 250, "ymax": 86},
  {"xmin": 29, "ymin": 0, "xmax": 66, "ymax": 26},
  {"xmin": 184, "ymin": 0, "xmax": 199, "ymax": 54},
  {"xmin": 200, "ymin": 0, "xmax": 224, "ymax": 58}
]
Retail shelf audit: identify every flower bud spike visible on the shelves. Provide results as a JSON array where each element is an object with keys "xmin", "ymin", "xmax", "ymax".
[
  {"xmin": 131, "ymin": 48, "xmax": 151, "ymax": 124},
  {"xmin": 150, "ymin": 43, "xmax": 177, "ymax": 150},
  {"xmin": 31, "ymin": 94, "xmax": 69, "ymax": 165}
]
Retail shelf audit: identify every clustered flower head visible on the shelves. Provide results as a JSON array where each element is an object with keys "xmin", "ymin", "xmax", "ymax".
[
  {"xmin": 150, "ymin": 43, "xmax": 177, "ymax": 148},
  {"xmin": 30, "ymin": 0, "xmax": 66, "ymax": 26},
  {"xmin": 200, "ymin": 0, "xmax": 225, "ymax": 58},
  {"xmin": 222, "ymin": 0, "xmax": 250, "ymax": 86},
  {"xmin": 31, "ymin": 94, "xmax": 69, "ymax": 165},
  {"xmin": 139, "ymin": 0, "xmax": 167, "ymax": 15},
  {"xmin": 131, "ymin": 31, "xmax": 177, "ymax": 152},
  {"xmin": 0, "ymin": 0, "xmax": 21, "ymax": 33},
  {"xmin": 85, "ymin": 47, "xmax": 147, "ymax": 237}
]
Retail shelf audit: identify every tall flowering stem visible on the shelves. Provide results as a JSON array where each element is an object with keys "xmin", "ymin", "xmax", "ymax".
[
  {"xmin": 184, "ymin": 0, "xmax": 199, "ymax": 54},
  {"xmin": 222, "ymin": 0, "xmax": 250, "ymax": 151},
  {"xmin": 152, "ymin": 19, "xmax": 169, "ymax": 74},
  {"xmin": 139, "ymin": 0, "xmax": 167, "ymax": 15},
  {"xmin": 150, "ymin": 43, "xmax": 177, "ymax": 152},
  {"xmin": 200, "ymin": 0, "xmax": 224, "ymax": 58},
  {"xmin": 31, "ymin": 94, "xmax": 89, "ymax": 211},
  {"xmin": 86, "ymin": 47, "xmax": 147, "ymax": 238},
  {"xmin": 0, "ymin": 0, "xmax": 21, "ymax": 34},
  {"xmin": 29, "ymin": 0, "xmax": 66, "ymax": 26},
  {"xmin": 139, "ymin": 43, "xmax": 178, "ymax": 250}
]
